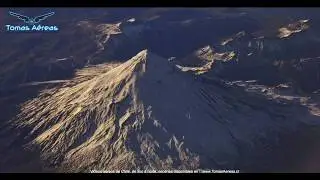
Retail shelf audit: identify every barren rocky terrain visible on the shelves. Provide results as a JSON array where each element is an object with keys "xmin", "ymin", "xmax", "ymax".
[{"xmin": 0, "ymin": 8, "xmax": 319, "ymax": 173}]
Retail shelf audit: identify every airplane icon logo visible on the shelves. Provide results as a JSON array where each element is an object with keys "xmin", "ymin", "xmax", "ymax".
[{"xmin": 8, "ymin": 11, "xmax": 55, "ymax": 25}]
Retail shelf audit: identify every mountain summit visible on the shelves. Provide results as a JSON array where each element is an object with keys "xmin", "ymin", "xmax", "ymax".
[{"xmin": 11, "ymin": 48, "xmax": 318, "ymax": 172}]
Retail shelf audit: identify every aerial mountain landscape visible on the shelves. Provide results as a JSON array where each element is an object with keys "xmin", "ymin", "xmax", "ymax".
[{"xmin": 0, "ymin": 8, "xmax": 319, "ymax": 173}]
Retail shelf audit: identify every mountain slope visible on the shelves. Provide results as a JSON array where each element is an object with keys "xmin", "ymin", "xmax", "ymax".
[{"xmin": 9, "ymin": 50, "xmax": 318, "ymax": 172}]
